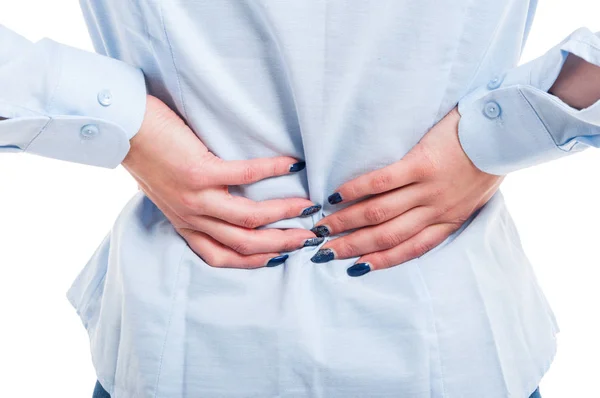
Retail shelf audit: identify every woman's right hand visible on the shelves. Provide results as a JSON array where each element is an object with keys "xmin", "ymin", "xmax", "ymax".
[{"xmin": 122, "ymin": 96, "xmax": 321, "ymax": 268}]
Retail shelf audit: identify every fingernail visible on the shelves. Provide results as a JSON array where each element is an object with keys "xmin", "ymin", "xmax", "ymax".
[
  {"xmin": 347, "ymin": 263, "xmax": 371, "ymax": 277},
  {"xmin": 303, "ymin": 237, "xmax": 325, "ymax": 247},
  {"xmin": 311, "ymin": 248, "xmax": 335, "ymax": 263},
  {"xmin": 289, "ymin": 161, "xmax": 306, "ymax": 173},
  {"xmin": 310, "ymin": 225, "xmax": 331, "ymax": 237},
  {"xmin": 266, "ymin": 254, "xmax": 289, "ymax": 267},
  {"xmin": 300, "ymin": 205, "xmax": 322, "ymax": 217},
  {"xmin": 328, "ymin": 192, "xmax": 343, "ymax": 205}
]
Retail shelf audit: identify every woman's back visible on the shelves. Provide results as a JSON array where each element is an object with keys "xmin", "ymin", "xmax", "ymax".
[{"xmin": 71, "ymin": 0, "xmax": 557, "ymax": 396}]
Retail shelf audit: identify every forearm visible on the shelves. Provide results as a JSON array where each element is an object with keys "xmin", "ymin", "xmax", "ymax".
[
  {"xmin": 549, "ymin": 53, "xmax": 600, "ymax": 110},
  {"xmin": 458, "ymin": 27, "xmax": 600, "ymax": 175}
]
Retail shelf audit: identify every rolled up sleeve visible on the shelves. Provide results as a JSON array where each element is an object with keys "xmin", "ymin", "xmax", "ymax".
[
  {"xmin": 0, "ymin": 25, "xmax": 146, "ymax": 168},
  {"xmin": 457, "ymin": 27, "xmax": 600, "ymax": 175}
]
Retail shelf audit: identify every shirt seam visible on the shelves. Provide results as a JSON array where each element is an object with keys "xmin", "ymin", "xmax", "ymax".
[
  {"xmin": 415, "ymin": 266, "xmax": 448, "ymax": 398},
  {"xmin": 434, "ymin": 0, "xmax": 476, "ymax": 120},
  {"xmin": 23, "ymin": 118, "xmax": 53, "ymax": 152},
  {"xmin": 158, "ymin": 0, "xmax": 189, "ymax": 122},
  {"xmin": 153, "ymin": 241, "xmax": 187, "ymax": 397},
  {"xmin": 450, "ymin": 1, "xmax": 512, "ymax": 117},
  {"xmin": 570, "ymin": 37, "xmax": 600, "ymax": 53}
]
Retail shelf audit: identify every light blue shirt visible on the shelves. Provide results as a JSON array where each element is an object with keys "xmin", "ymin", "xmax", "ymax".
[{"xmin": 2, "ymin": 1, "xmax": 600, "ymax": 397}]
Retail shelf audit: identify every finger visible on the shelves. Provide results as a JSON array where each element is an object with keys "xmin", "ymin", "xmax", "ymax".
[
  {"xmin": 178, "ymin": 228, "xmax": 289, "ymax": 269},
  {"xmin": 328, "ymin": 158, "xmax": 419, "ymax": 204},
  {"xmin": 207, "ymin": 156, "xmax": 305, "ymax": 186},
  {"xmin": 310, "ymin": 206, "xmax": 434, "ymax": 263},
  {"xmin": 313, "ymin": 184, "xmax": 423, "ymax": 236},
  {"xmin": 194, "ymin": 215, "xmax": 318, "ymax": 255},
  {"xmin": 200, "ymin": 190, "xmax": 320, "ymax": 228},
  {"xmin": 346, "ymin": 223, "xmax": 458, "ymax": 276}
]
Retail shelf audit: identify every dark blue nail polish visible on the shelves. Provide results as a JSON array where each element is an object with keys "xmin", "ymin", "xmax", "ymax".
[
  {"xmin": 303, "ymin": 237, "xmax": 325, "ymax": 247},
  {"xmin": 311, "ymin": 248, "xmax": 335, "ymax": 263},
  {"xmin": 310, "ymin": 225, "xmax": 331, "ymax": 237},
  {"xmin": 289, "ymin": 161, "xmax": 306, "ymax": 173},
  {"xmin": 347, "ymin": 263, "xmax": 371, "ymax": 277},
  {"xmin": 301, "ymin": 205, "xmax": 322, "ymax": 217},
  {"xmin": 266, "ymin": 254, "xmax": 289, "ymax": 267},
  {"xmin": 328, "ymin": 192, "xmax": 343, "ymax": 205}
]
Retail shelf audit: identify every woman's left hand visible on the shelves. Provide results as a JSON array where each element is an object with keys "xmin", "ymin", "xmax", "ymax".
[{"xmin": 310, "ymin": 107, "xmax": 504, "ymax": 276}]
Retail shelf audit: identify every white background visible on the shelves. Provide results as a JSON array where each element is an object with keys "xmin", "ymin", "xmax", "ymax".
[{"xmin": 0, "ymin": 1, "xmax": 599, "ymax": 397}]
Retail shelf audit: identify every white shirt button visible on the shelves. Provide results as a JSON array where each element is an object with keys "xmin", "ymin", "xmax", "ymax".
[
  {"xmin": 80, "ymin": 124, "xmax": 99, "ymax": 139},
  {"xmin": 483, "ymin": 101, "xmax": 501, "ymax": 119},
  {"xmin": 487, "ymin": 75, "xmax": 504, "ymax": 90},
  {"xmin": 97, "ymin": 89, "xmax": 113, "ymax": 107}
]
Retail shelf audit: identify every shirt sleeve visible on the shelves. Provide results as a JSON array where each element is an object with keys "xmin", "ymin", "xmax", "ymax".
[
  {"xmin": 0, "ymin": 25, "xmax": 147, "ymax": 168},
  {"xmin": 457, "ymin": 27, "xmax": 600, "ymax": 176}
]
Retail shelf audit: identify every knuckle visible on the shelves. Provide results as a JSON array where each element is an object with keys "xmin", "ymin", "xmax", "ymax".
[
  {"xmin": 201, "ymin": 251, "xmax": 227, "ymax": 268},
  {"xmin": 370, "ymin": 172, "xmax": 393, "ymax": 192},
  {"xmin": 241, "ymin": 165, "xmax": 259, "ymax": 184},
  {"xmin": 335, "ymin": 239, "xmax": 362, "ymax": 258},
  {"xmin": 179, "ymin": 192, "xmax": 198, "ymax": 210},
  {"xmin": 182, "ymin": 162, "xmax": 207, "ymax": 187},
  {"xmin": 363, "ymin": 206, "xmax": 388, "ymax": 224},
  {"xmin": 369, "ymin": 252, "xmax": 389, "ymax": 269},
  {"xmin": 230, "ymin": 240, "xmax": 253, "ymax": 255},
  {"xmin": 330, "ymin": 212, "xmax": 349, "ymax": 231},
  {"xmin": 375, "ymin": 231, "xmax": 403, "ymax": 249},
  {"xmin": 344, "ymin": 183, "xmax": 360, "ymax": 200},
  {"xmin": 433, "ymin": 203, "xmax": 452, "ymax": 219},
  {"xmin": 419, "ymin": 162, "xmax": 436, "ymax": 180},
  {"xmin": 412, "ymin": 147, "xmax": 438, "ymax": 179},
  {"xmin": 240, "ymin": 213, "xmax": 262, "ymax": 229},
  {"xmin": 429, "ymin": 187, "xmax": 445, "ymax": 201},
  {"xmin": 410, "ymin": 240, "xmax": 434, "ymax": 258}
]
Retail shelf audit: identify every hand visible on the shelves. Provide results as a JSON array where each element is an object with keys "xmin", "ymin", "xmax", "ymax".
[
  {"xmin": 309, "ymin": 107, "xmax": 503, "ymax": 276},
  {"xmin": 123, "ymin": 96, "xmax": 321, "ymax": 269}
]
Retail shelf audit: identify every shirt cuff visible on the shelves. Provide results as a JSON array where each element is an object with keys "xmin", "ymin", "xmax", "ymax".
[
  {"xmin": 0, "ymin": 36, "xmax": 147, "ymax": 168},
  {"xmin": 457, "ymin": 27, "xmax": 600, "ymax": 175}
]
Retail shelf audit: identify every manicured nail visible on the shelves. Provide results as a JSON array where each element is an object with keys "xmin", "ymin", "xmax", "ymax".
[
  {"xmin": 310, "ymin": 225, "xmax": 331, "ymax": 237},
  {"xmin": 266, "ymin": 254, "xmax": 289, "ymax": 267},
  {"xmin": 289, "ymin": 161, "xmax": 306, "ymax": 173},
  {"xmin": 328, "ymin": 192, "xmax": 343, "ymax": 205},
  {"xmin": 311, "ymin": 248, "xmax": 335, "ymax": 263},
  {"xmin": 303, "ymin": 237, "xmax": 325, "ymax": 247},
  {"xmin": 347, "ymin": 263, "xmax": 371, "ymax": 277},
  {"xmin": 300, "ymin": 205, "xmax": 322, "ymax": 217}
]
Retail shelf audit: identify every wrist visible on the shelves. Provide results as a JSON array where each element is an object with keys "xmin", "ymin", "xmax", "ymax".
[{"xmin": 123, "ymin": 95, "xmax": 167, "ymax": 168}]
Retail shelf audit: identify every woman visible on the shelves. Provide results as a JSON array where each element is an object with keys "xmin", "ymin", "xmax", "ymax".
[{"xmin": 1, "ymin": 0, "xmax": 599, "ymax": 397}]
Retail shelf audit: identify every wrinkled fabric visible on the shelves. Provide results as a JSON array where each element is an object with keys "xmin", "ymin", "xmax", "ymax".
[
  {"xmin": 0, "ymin": 26, "xmax": 146, "ymax": 167},
  {"xmin": 3, "ymin": 0, "xmax": 600, "ymax": 397}
]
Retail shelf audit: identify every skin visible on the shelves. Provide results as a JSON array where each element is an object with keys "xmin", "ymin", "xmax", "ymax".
[
  {"xmin": 313, "ymin": 108, "xmax": 503, "ymax": 274},
  {"xmin": 122, "ymin": 96, "xmax": 319, "ymax": 269},
  {"xmin": 123, "ymin": 55, "xmax": 600, "ymax": 274},
  {"xmin": 313, "ymin": 53, "xmax": 600, "ymax": 276},
  {"xmin": 549, "ymin": 53, "xmax": 600, "ymax": 110}
]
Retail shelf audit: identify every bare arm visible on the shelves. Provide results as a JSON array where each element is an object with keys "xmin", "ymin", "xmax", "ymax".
[{"xmin": 549, "ymin": 53, "xmax": 600, "ymax": 110}]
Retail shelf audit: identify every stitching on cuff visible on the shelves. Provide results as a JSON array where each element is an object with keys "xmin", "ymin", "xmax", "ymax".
[
  {"xmin": 23, "ymin": 118, "xmax": 53, "ymax": 152},
  {"xmin": 570, "ymin": 37, "xmax": 600, "ymax": 53}
]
